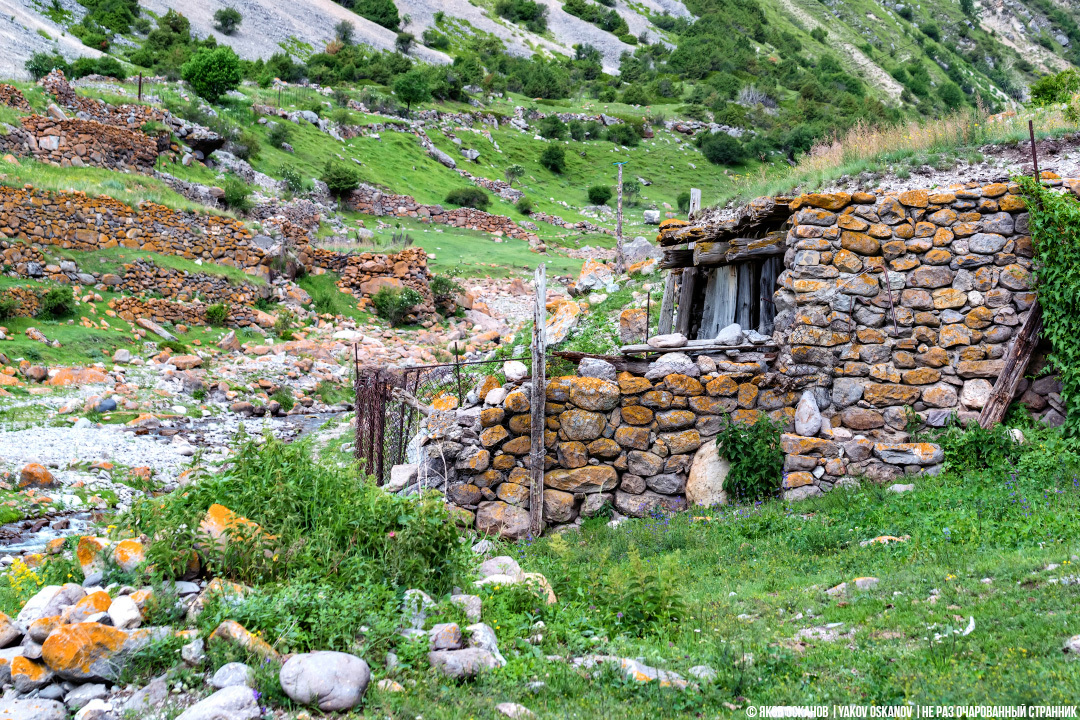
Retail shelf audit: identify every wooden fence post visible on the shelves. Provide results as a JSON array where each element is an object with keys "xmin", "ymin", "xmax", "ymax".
[
  {"xmin": 979, "ymin": 303, "xmax": 1042, "ymax": 429},
  {"xmin": 529, "ymin": 264, "xmax": 547, "ymax": 537},
  {"xmin": 657, "ymin": 188, "xmax": 700, "ymax": 336}
]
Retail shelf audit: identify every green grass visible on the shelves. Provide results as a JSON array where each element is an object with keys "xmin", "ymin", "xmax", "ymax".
[
  {"xmin": 55, "ymin": 246, "xmax": 264, "ymax": 287},
  {"xmin": 0, "ymin": 159, "xmax": 229, "ymax": 215}
]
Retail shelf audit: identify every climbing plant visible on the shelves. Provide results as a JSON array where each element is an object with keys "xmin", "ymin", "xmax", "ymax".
[{"xmin": 1017, "ymin": 176, "xmax": 1080, "ymax": 440}]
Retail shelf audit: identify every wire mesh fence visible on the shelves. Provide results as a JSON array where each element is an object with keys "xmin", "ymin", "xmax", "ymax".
[{"xmin": 353, "ymin": 352, "xmax": 534, "ymax": 486}]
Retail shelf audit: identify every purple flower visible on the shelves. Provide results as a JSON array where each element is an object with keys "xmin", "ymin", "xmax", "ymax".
[{"xmin": 617, "ymin": 612, "xmax": 623, "ymax": 619}]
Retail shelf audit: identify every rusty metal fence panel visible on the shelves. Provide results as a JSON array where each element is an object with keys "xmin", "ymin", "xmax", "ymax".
[{"xmin": 353, "ymin": 353, "xmax": 533, "ymax": 486}]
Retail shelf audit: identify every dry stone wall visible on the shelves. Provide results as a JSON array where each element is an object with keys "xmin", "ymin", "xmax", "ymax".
[
  {"xmin": 115, "ymin": 259, "xmax": 263, "ymax": 307},
  {"xmin": 110, "ymin": 296, "xmax": 259, "ymax": 327},
  {"xmin": 0, "ymin": 117, "xmax": 159, "ymax": 171},
  {"xmin": 0, "ymin": 85, "xmax": 31, "ymax": 113},
  {"xmin": 345, "ymin": 186, "xmax": 538, "ymax": 243},
  {"xmin": 771, "ymin": 182, "xmax": 1040, "ymax": 495},
  {"xmin": 411, "ymin": 353, "xmax": 785, "ymax": 535}
]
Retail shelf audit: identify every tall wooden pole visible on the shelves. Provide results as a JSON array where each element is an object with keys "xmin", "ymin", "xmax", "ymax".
[
  {"xmin": 528, "ymin": 264, "xmax": 547, "ymax": 538},
  {"xmin": 614, "ymin": 162, "xmax": 625, "ymax": 275}
]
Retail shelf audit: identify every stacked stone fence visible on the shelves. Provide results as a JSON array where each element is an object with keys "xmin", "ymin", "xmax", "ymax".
[
  {"xmin": 40, "ymin": 70, "xmax": 166, "ymax": 129},
  {"xmin": 0, "ymin": 286, "xmax": 42, "ymax": 317},
  {"xmin": 344, "ymin": 185, "xmax": 538, "ymax": 243},
  {"xmin": 110, "ymin": 295, "xmax": 260, "ymax": 328},
  {"xmin": 0, "ymin": 116, "xmax": 159, "ymax": 171},
  {"xmin": 0, "ymin": 85, "xmax": 31, "ymax": 113},
  {"xmin": 114, "ymin": 259, "xmax": 264, "ymax": 307},
  {"xmin": 336, "ymin": 247, "xmax": 435, "ymax": 313}
]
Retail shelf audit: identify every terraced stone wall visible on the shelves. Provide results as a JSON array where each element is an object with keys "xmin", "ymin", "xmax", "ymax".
[
  {"xmin": 345, "ymin": 186, "xmax": 538, "ymax": 243},
  {"xmin": 110, "ymin": 296, "xmax": 259, "ymax": 327},
  {"xmin": 0, "ymin": 85, "xmax": 31, "ymax": 113},
  {"xmin": 771, "ymin": 182, "xmax": 1044, "ymax": 494},
  {"xmin": 0, "ymin": 117, "xmax": 159, "ymax": 171}
]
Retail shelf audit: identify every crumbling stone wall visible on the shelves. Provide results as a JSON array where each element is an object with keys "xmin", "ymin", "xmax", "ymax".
[
  {"xmin": 771, "ymin": 182, "xmax": 1043, "ymax": 494},
  {"xmin": 114, "ymin": 259, "xmax": 263, "ymax": 307},
  {"xmin": 110, "ymin": 296, "xmax": 259, "ymax": 327},
  {"xmin": 335, "ymin": 247, "xmax": 434, "ymax": 312},
  {"xmin": 0, "ymin": 85, "xmax": 31, "ymax": 113},
  {"xmin": 0, "ymin": 286, "xmax": 41, "ymax": 317},
  {"xmin": 0, "ymin": 116, "xmax": 158, "ymax": 170},
  {"xmin": 41, "ymin": 70, "xmax": 166, "ymax": 129},
  {"xmin": 345, "ymin": 185, "xmax": 538, "ymax": 243}
]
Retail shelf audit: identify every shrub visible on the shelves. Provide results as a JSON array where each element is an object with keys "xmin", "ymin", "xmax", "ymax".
[
  {"xmin": 715, "ymin": 414, "xmax": 783, "ymax": 502},
  {"xmin": 334, "ymin": 20, "xmax": 355, "ymax": 45},
  {"xmin": 700, "ymin": 132, "xmax": 746, "ymax": 165},
  {"xmin": 422, "ymin": 28, "xmax": 450, "ymax": 49},
  {"xmin": 538, "ymin": 115, "xmax": 567, "ymax": 140},
  {"xmin": 213, "ymin": 7, "xmax": 242, "ymax": 34},
  {"xmin": 621, "ymin": 84, "xmax": 648, "ymax": 105},
  {"xmin": 273, "ymin": 308, "xmax": 295, "ymax": 338},
  {"xmin": 37, "ymin": 287, "xmax": 75, "ymax": 319},
  {"xmin": 1030, "ymin": 69, "xmax": 1080, "ymax": 107},
  {"xmin": 395, "ymin": 32, "xmax": 414, "ymax": 54},
  {"xmin": 676, "ymin": 190, "xmax": 690, "ymax": 213},
  {"xmin": 204, "ymin": 303, "xmax": 229, "ymax": 326},
  {"xmin": 504, "ymin": 163, "xmax": 525, "ymax": 186},
  {"xmin": 122, "ymin": 432, "xmax": 467, "ymax": 593},
  {"xmin": 938, "ymin": 82, "xmax": 965, "ymax": 109},
  {"xmin": 539, "ymin": 144, "xmax": 565, "ymax": 173},
  {"xmin": 515, "ymin": 196, "xmax": 534, "ymax": 215},
  {"xmin": 0, "ymin": 297, "xmax": 21, "ymax": 320},
  {"xmin": 495, "ymin": 0, "xmax": 548, "ymax": 33},
  {"xmin": 181, "ymin": 47, "xmax": 242, "ymax": 102},
  {"xmin": 227, "ymin": 129, "xmax": 260, "ymax": 161},
  {"xmin": 321, "ymin": 160, "xmax": 360, "ymax": 197},
  {"xmin": 936, "ymin": 419, "xmax": 1021, "ymax": 473},
  {"xmin": 444, "ymin": 187, "xmax": 490, "ymax": 210},
  {"xmin": 810, "ymin": 27, "xmax": 827, "ymax": 43},
  {"xmin": 221, "ymin": 176, "xmax": 253, "ymax": 213},
  {"xmin": 587, "ymin": 184, "xmax": 613, "ymax": 205},
  {"xmin": 352, "ymin": 0, "xmax": 400, "ymax": 30},
  {"xmin": 371, "ymin": 286, "xmax": 422, "ymax": 326},
  {"xmin": 280, "ymin": 165, "xmax": 305, "ymax": 193},
  {"xmin": 568, "ymin": 119, "xmax": 585, "ymax": 140},
  {"xmin": 270, "ymin": 386, "xmax": 295, "ymax": 411},
  {"xmin": 430, "ymin": 273, "xmax": 463, "ymax": 311},
  {"xmin": 266, "ymin": 122, "xmax": 291, "ymax": 149},
  {"xmin": 604, "ymin": 122, "xmax": 640, "ymax": 147},
  {"xmin": 25, "ymin": 51, "xmax": 69, "ymax": 81}
]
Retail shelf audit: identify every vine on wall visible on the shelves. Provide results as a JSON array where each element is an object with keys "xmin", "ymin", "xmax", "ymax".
[{"xmin": 1018, "ymin": 176, "xmax": 1080, "ymax": 440}]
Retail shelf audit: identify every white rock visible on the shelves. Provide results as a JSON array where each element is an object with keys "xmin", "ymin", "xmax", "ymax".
[
  {"xmin": 715, "ymin": 323, "xmax": 744, "ymax": 345},
  {"xmin": 647, "ymin": 333, "xmax": 687, "ymax": 349},
  {"xmin": 686, "ymin": 443, "xmax": 728, "ymax": 508},
  {"xmin": 386, "ymin": 464, "xmax": 417, "ymax": 492},
  {"xmin": 108, "ymin": 595, "xmax": 142, "ymax": 630},
  {"xmin": 887, "ymin": 484, "xmax": 915, "ymax": 494},
  {"xmin": 176, "ymin": 686, "xmax": 260, "ymax": 720},
  {"xmin": 0, "ymin": 699, "xmax": 67, "ymax": 720},
  {"xmin": 794, "ymin": 391, "xmax": 822, "ymax": 437},
  {"xmin": 503, "ymin": 361, "xmax": 528, "ymax": 383},
  {"xmin": 74, "ymin": 699, "xmax": 111, "ymax": 720},
  {"xmin": 64, "ymin": 683, "xmax": 108, "ymax": 711},
  {"xmin": 450, "ymin": 594, "xmax": 482, "ymax": 621},
  {"xmin": 496, "ymin": 702, "xmax": 537, "ymax": 718},
  {"xmin": 466, "ymin": 622, "xmax": 507, "ymax": 666},
  {"xmin": 210, "ymin": 662, "xmax": 253, "ymax": 689},
  {"xmin": 687, "ymin": 664, "xmax": 717, "ymax": 681},
  {"xmin": 485, "ymin": 387, "xmax": 508, "ymax": 406},
  {"xmin": 112, "ymin": 349, "xmax": 131, "ymax": 364},
  {"xmin": 478, "ymin": 556, "xmax": 522, "ymax": 581},
  {"xmin": 279, "ymin": 651, "xmax": 370, "ymax": 712},
  {"xmin": 960, "ymin": 379, "xmax": 993, "ymax": 410},
  {"xmin": 578, "ymin": 358, "xmax": 617, "ymax": 382}
]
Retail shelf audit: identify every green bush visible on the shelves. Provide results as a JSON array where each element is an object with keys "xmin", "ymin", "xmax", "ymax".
[
  {"xmin": 266, "ymin": 122, "xmax": 291, "ymax": 149},
  {"xmin": 700, "ymin": 132, "xmax": 746, "ymax": 165},
  {"xmin": 181, "ymin": 46, "xmax": 242, "ymax": 102},
  {"xmin": 270, "ymin": 386, "xmax": 295, "ymax": 411},
  {"xmin": 280, "ymin": 165, "xmax": 304, "ymax": 193},
  {"xmin": 392, "ymin": 69, "xmax": 431, "ymax": 113},
  {"xmin": 371, "ymin": 286, "xmax": 422, "ymax": 327},
  {"xmin": 350, "ymin": 0, "xmax": 400, "ymax": 30},
  {"xmin": 539, "ymin": 144, "xmax": 566, "ymax": 173},
  {"xmin": 604, "ymin": 122, "xmax": 639, "ymax": 147},
  {"xmin": 621, "ymin": 83, "xmax": 648, "ymax": 105},
  {"xmin": 538, "ymin": 115, "xmax": 567, "ymax": 140},
  {"xmin": 936, "ymin": 419, "xmax": 1021, "ymax": 473},
  {"xmin": 515, "ymin": 195, "xmax": 534, "ymax": 215},
  {"xmin": 504, "ymin": 163, "xmax": 525, "ymax": 186},
  {"xmin": 213, "ymin": 7, "xmax": 242, "ymax": 34},
  {"xmin": 37, "ymin": 287, "xmax": 75, "ymax": 319},
  {"xmin": 430, "ymin": 273, "xmax": 463, "ymax": 309},
  {"xmin": 587, "ymin": 184, "xmax": 613, "ymax": 205},
  {"xmin": 716, "ymin": 414, "xmax": 783, "ymax": 502},
  {"xmin": 25, "ymin": 51, "xmax": 69, "ymax": 81},
  {"xmin": 0, "ymin": 297, "xmax": 21, "ymax": 320},
  {"xmin": 444, "ymin": 187, "xmax": 490, "ymax": 211},
  {"xmin": 204, "ymin": 303, "xmax": 229, "ymax": 326},
  {"xmin": 676, "ymin": 190, "xmax": 691, "ymax": 213},
  {"xmin": 221, "ymin": 176, "xmax": 253, "ymax": 213},
  {"xmin": 495, "ymin": 0, "xmax": 549, "ymax": 33},
  {"xmin": 1030, "ymin": 69, "xmax": 1080, "ymax": 107},
  {"xmin": 122, "ymin": 432, "xmax": 467, "ymax": 593},
  {"xmin": 321, "ymin": 160, "xmax": 360, "ymax": 197}
]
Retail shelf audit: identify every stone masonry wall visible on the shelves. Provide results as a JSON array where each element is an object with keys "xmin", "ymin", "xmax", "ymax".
[
  {"xmin": 412, "ymin": 352, "xmax": 786, "ymax": 536},
  {"xmin": 0, "ymin": 116, "xmax": 159, "ymax": 170},
  {"xmin": 110, "ymin": 296, "xmax": 259, "ymax": 328},
  {"xmin": 771, "ymin": 181, "xmax": 1039, "ymax": 496},
  {"xmin": 345, "ymin": 185, "xmax": 539, "ymax": 244},
  {"xmin": 0, "ymin": 85, "xmax": 31, "ymax": 113}
]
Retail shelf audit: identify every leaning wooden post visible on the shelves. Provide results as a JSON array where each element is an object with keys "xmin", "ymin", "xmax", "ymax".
[
  {"xmin": 978, "ymin": 303, "xmax": 1042, "ymax": 429},
  {"xmin": 528, "ymin": 263, "xmax": 547, "ymax": 538}
]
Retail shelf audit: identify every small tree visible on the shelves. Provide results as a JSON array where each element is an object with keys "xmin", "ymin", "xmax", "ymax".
[
  {"xmin": 515, "ymin": 196, "xmax": 534, "ymax": 215},
  {"xmin": 700, "ymin": 132, "xmax": 746, "ymax": 165},
  {"xmin": 587, "ymin": 184, "xmax": 613, "ymax": 206},
  {"xmin": 321, "ymin": 160, "xmax": 361, "ymax": 197},
  {"xmin": 504, "ymin": 163, "xmax": 525, "ymax": 186},
  {"xmin": 676, "ymin": 190, "xmax": 691, "ymax": 213},
  {"xmin": 393, "ymin": 69, "xmax": 430, "ymax": 114},
  {"xmin": 25, "ymin": 51, "xmax": 69, "ymax": 81},
  {"xmin": 539, "ymin": 144, "xmax": 566, "ymax": 173},
  {"xmin": 372, "ymin": 286, "xmax": 422, "ymax": 326},
  {"xmin": 181, "ymin": 46, "xmax": 242, "ymax": 102},
  {"xmin": 622, "ymin": 178, "xmax": 641, "ymax": 206},
  {"xmin": 222, "ymin": 175, "xmax": 253, "ymax": 213},
  {"xmin": 538, "ymin": 115, "xmax": 567, "ymax": 140},
  {"xmin": 396, "ymin": 32, "xmax": 415, "ymax": 54},
  {"xmin": 213, "ymin": 7, "xmax": 242, "ymax": 35},
  {"xmin": 335, "ymin": 20, "xmax": 356, "ymax": 45}
]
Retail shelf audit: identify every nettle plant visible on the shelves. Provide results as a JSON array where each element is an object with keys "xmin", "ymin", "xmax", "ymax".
[
  {"xmin": 715, "ymin": 413, "xmax": 784, "ymax": 502},
  {"xmin": 1018, "ymin": 176, "xmax": 1080, "ymax": 441}
]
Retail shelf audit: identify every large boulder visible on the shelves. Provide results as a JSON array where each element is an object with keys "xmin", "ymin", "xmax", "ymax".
[
  {"xmin": 41, "ymin": 622, "xmax": 152, "ymax": 681},
  {"xmin": 0, "ymin": 698, "xmax": 66, "ymax": 719},
  {"xmin": 686, "ymin": 443, "xmax": 729, "ymax": 507},
  {"xmin": 475, "ymin": 501, "xmax": 531, "ymax": 540},
  {"xmin": 279, "ymin": 651, "xmax": 370, "ymax": 712},
  {"xmin": 176, "ymin": 686, "xmax": 260, "ymax": 720}
]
